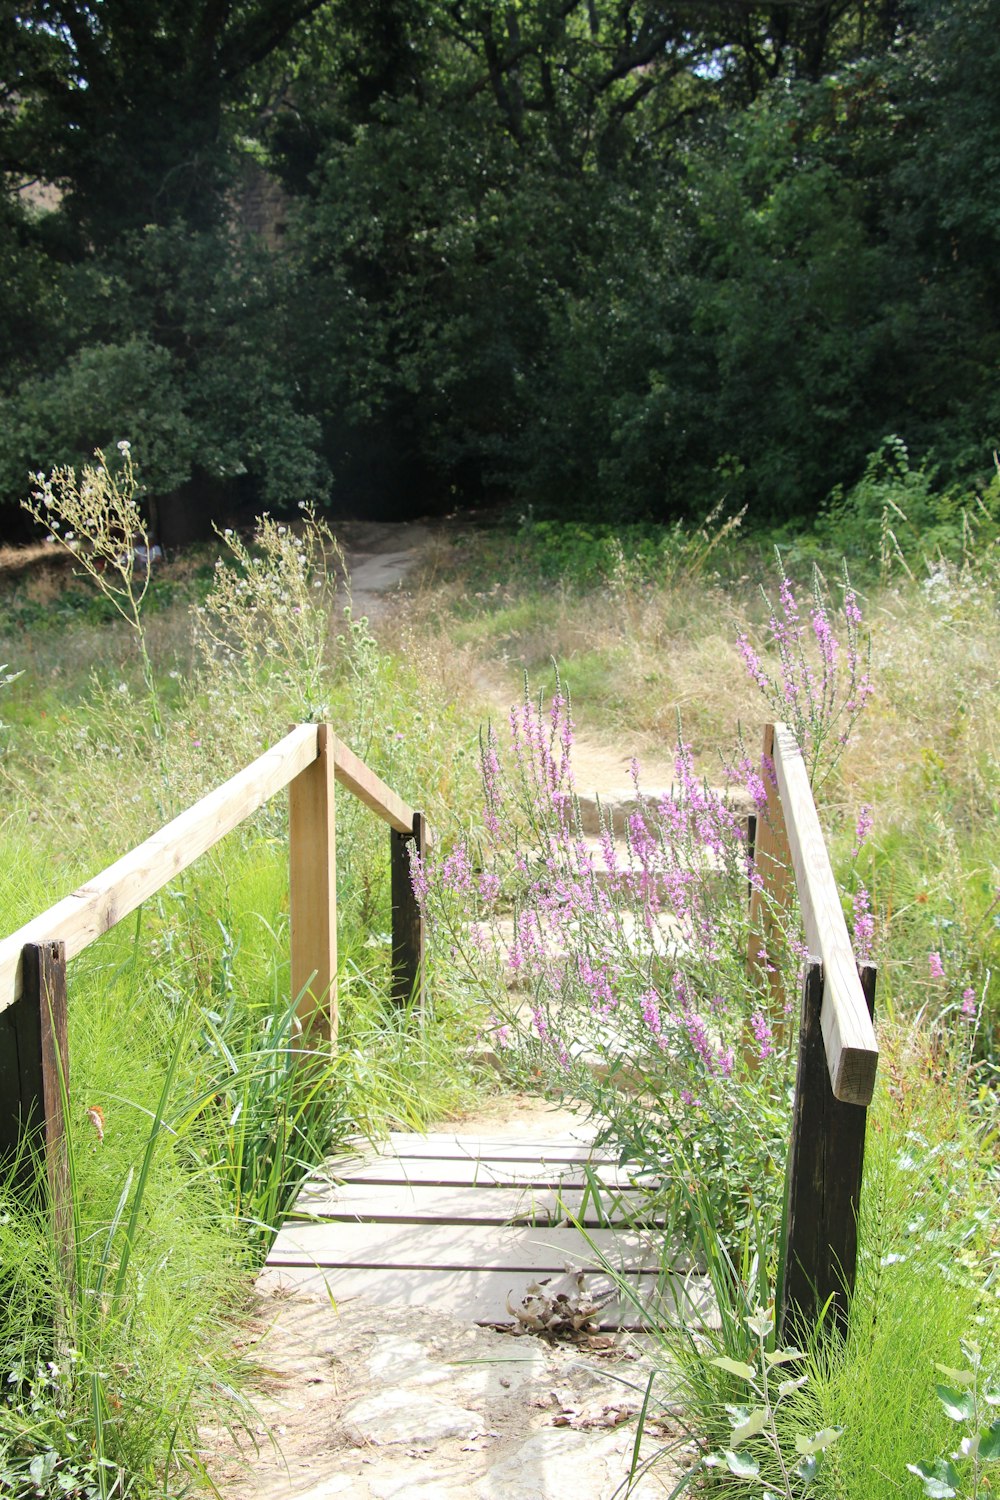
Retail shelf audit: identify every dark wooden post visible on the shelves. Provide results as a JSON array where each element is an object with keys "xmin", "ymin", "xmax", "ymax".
[
  {"xmin": 0, "ymin": 942, "xmax": 71, "ymax": 1264},
  {"xmin": 780, "ymin": 959, "xmax": 877, "ymax": 1342},
  {"xmin": 390, "ymin": 812, "xmax": 425, "ymax": 1008}
]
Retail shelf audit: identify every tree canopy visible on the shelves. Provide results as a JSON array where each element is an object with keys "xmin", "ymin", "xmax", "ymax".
[{"xmin": 1, "ymin": 0, "xmax": 997, "ymax": 534}]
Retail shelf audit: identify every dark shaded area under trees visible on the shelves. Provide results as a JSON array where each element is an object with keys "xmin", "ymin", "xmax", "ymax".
[{"xmin": 1, "ymin": 0, "xmax": 998, "ymax": 539}]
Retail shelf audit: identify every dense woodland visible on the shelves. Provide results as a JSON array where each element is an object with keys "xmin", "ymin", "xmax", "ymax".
[{"xmin": 2, "ymin": 0, "xmax": 998, "ymax": 538}]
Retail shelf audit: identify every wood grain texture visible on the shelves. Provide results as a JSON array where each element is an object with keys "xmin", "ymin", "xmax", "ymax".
[
  {"xmin": 290, "ymin": 1180, "xmax": 655, "ymax": 1226},
  {"xmin": 314, "ymin": 1156, "xmax": 648, "ymax": 1190},
  {"xmin": 256, "ymin": 1263, "xmax": 713, "ymax": 1330},
  {"xmin": 267, "ymin": 1221, "xmax": 666, "ymax": 1271},
  {"xmin": 780, "ymin": 960, "xmax": 876, "ymax": 1340},
  {"xmin": 331, "ymin": 735, "xmax": 414, "ymax": 833},
  {"xmin": 378, "ymin": 1131, "xmax": 608, "ymax": 1161},
  {"xmin": 771, "ymin": 722, "xmax": 878, "ymax": 1104},
  {"xmin": 0, "ymin": 724, "xmax": 320, "ymax": 1015},
  {"xmin": 289, "ymin": 723, "xmax": 337, "ymax": 1041}
]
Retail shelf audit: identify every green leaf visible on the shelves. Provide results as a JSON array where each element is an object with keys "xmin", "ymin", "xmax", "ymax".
[
  {"xmin": 794, "ymin": 1454, "xmax": 820, "ymax": 1485},
  {"xmin": 746, "ymin": 1307, "xmax": 775, "ymax": 1338},
  {"xmin": 906, "ymin": 1459, "xmax": 960, "ymax": 1498},
  {"xmin": 765, "ymin": 1348, "xmax": 806, "ymax": 1367},
  {"xmin": 934, "ymin": 1364, "xmax": 975, "ymax": 1387},
  {"xmin": 778, "ymin": 1375, "xmax": 809, "ymax": 1398},
  {"xmin": 935, "ymin": 1384, "xmax": 975, "ymax": 1422},
  {"xmin": 724, "ymin": 1450, "xmax": 761, "ymax": 1479},
  {"xmin": 979, "ymin": 1419, "xmax": 1000, "ymax": 1461},
  {"xmin": 710, "ymin": 1357, "xmax": 756, "ymax": 1381},
  {"xmin": 795, "ymin": 1427, "xmax": 844, "ymax": 1456},
  {"xmin": 732, "ymin": 1407, "xmax": 769, "ymax": 1445}
]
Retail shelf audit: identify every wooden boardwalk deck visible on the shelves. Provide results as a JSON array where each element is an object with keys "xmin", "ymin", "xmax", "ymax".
[{"xmin": 260, "ymin": 1123, "xmax": 711, "ymax": 1329}]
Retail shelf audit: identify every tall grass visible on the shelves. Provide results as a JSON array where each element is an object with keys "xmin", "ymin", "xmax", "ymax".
[
  {"xmin": 0, "ymin": 464, "xmax": 488, "ymax": 1496},
  {"xmin": 2, "ymin": 451, "xmax": 996, "ymax": 1495}
]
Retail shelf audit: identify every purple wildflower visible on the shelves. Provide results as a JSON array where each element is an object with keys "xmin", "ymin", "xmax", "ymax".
[
  {"xmin": 928, "ymin": 951, "xmax": 945, "ymax": 981},
  {"xmin": 750, "ymin": 1010, "xmax": 774, "ymax": 1061},
  {"xmin": 852, "ymin": 885, "xmax": 874, "ymax": 962}
]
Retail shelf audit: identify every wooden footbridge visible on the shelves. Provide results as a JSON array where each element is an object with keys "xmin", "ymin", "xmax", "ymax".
[
  {"xmin": 260, "ymin": 1117, "xmax": 714, "ymax": 1330},
  {"xmin": 0, "ymin": 720, "xmax": 877, "ymax": 1337}
]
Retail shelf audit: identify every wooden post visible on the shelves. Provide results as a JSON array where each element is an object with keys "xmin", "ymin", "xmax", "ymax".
[
  {"xmin": 289, "ymin": 723, "xmax": 337, "ymax": 1044},
  {"xmin": 0, "ymin": 942, "xmax": 71, "ymax": 1266},
  {"xmin": 780, "ymin": 959, "xmax": 877, "ymax": 1342},
  {"xmin": 747, "ymin": 723, "xmax": 794, "ymax": 1030},
  {"xmin": 391, "ymin": 812, "xmax": 425, "ymax": 1008}
]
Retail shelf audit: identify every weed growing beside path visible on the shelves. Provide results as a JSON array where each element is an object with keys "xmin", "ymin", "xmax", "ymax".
[
  {"xmin": 0, "ymin": 453, "xmax": 996, "ymax": 1498},
  {"xmin": 0, "ymin": 459, "xmax": 488, "ymax": 1497},
  {"xmin": 411, "ymin": 529, "xmax": 998, "ymax": 1497}
]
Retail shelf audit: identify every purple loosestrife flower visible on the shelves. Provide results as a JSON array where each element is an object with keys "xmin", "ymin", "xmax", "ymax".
[
  {"xmin": 579, "ymin": 954, "xmax": 615, "ymax": 1017},
  {"xmin": 409, "ymin": 850, "xmax": 429, "ymax": 904},
  {"xmin": 737, "ymin": 634, "xmax": 771, "ymax": 694},
  {"xmin": 478, "ymin": 871, "xmax": 501, "ymax": 904},
  {"xmin": 640, "ymin": 989, "xmax": 662, "ymax": 1035},
  {"xmin": 961, "ymin": 988, "xmax": 977, "ymax": 1019},
  {"xmin": 439, "ymin": 840, "xmax": 473, "ymax": 894},
  {"xmin": 853, "ymin": 804, "xmax": 874, "ymax": 858},
  {"xmin": 928, "ymin": 951, "xmax": 945, "ymax": 981},
  {"xmin": 811, "ymin": 605, "xmax": 838, "ymax": 672},
  {"xmin": 750, "ymin": 1009, "xmax": 774, "ymax": 1061},
  {"xmin": 852, "ymin": 885, "xmax": 875, "ymax": 962}
]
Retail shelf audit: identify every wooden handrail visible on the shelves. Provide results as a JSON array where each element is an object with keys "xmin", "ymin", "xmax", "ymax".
[
  {"xmin": 332, "ymin": 736, "xmax": 415, "ymax": 834},
  {"xmin": 770, "ymin": 722, "xmax": 879, "ymax": 1107},
  {"xmin": 0, "ymin": 724, "xmax": 422, "ymax": 1018},
  {"xmin": 2, "ymin": 721, "xmax": 426, "ymax": 1278},
  {"xmin": 0, "ymin": 723, "xmax": 321, "ymax": 1016}
]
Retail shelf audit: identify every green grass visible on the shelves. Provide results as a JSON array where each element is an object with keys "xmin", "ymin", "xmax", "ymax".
[
  {"xmin": 1, "ymin": 479, "xmax": 997, "ymax": 1497},
  {"xmin": 0, "ymin": 503, "xmax": 491, "ymax": 1497}
]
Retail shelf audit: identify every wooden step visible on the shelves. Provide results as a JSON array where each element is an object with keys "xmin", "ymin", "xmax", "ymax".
[
  {"xmin": 291, "ymin": 1180, "xmax": 656, "ymax": 1226},
  {"xmin": 268, "ymin": 1221, "xmax": 666, "ymax": 1272},
  {"xmin": 257, "ymin": 1262, "xmax": 713, "ymax": 1332}
]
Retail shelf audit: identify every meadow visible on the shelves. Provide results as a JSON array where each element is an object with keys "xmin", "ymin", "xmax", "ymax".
[{"xmin": 0, "ymin": 452, "xmax": 997, "ymax": 1498}]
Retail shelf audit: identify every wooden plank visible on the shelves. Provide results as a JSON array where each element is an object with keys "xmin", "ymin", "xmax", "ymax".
[
  {"xmin": 380, "ymin": 1132, "xmax": 608, "ymax": 1160},
  {"xmin": 289, "ymin": 723, "xmax": 337, "ymax": 1042},
  {"xmin": 256, "ymin": 1264, "xmax": 714, "ymax": 1330},
  {"xmin": 323, "ymin": 1156, "xmax": 651, "ymax": 1189},
  {"xmin": 771, "ymin": 722, "xmax": 878, "ymax": 1105},
  {"xmin": 267, "ymin": 1222, "xmax": 666, "ymax": 1271},
  {"xmin": 331, "ymin": 735, "xmax": 414, "ymax": 834},
  {"xmin": 290, "ymin": 1181, "xmax": 654, "ymax": 1225},
  {"xmin": 390, "ymin": 811, "xmax": 425, "ymax": 1006},
  {"xmin": 0, "ymin": 724, "xmax": 320, "ymax": 1015},
  {"xmin": 780, "ymin": 960, "xmax": 876, "ymax": 1341}
]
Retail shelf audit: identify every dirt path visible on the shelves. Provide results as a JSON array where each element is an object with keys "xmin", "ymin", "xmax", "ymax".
[
  {"xmin": 208, "ymin": 1099, "xmax": 688, "ymax": 1500},
  {"xmin": 207, "ymin": 522, "xmax": 690, "ymax": 1499},
  {"xmin": 340, "ymin": 517, "xmax": 680, "ymax": 793}
]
